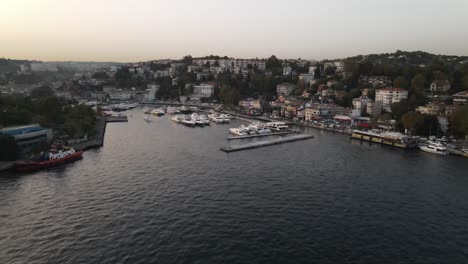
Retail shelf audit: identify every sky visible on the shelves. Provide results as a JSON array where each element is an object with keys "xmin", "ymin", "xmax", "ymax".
[{"xmin": 1, "ymin": 0, "xmax": 468, "ymax": 62}]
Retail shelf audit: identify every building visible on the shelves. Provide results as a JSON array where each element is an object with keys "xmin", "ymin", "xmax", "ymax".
[
  {"xmin": 366, "ymin": 100, "xmax": 382, "ymax": 117},
  {"xmin": 360, "ymin": 76, "xmax": 392, "ymax": 88},
  {"xmin": 416, "ymin": 103, "xmax": 445, "ymax": 115},
  {"xmin": 453, "ymin": 91, "xmax": 468, "ymax": 105},
  {"xmin": 109, "ymin": 90, "xmax": 133, "ymax": 100},
  {"xmin": 193, "ymin": 83, "xmax": 215, "ymax": 99},
  {"xmin": 298, "ymin": 73, "xmax": 315, "ymax": 86},
  {"xmin": 304, "ymin": 104, "xmax": 351, "ymax": 121},
  {"xmin": 276, "ymin": 83, "xmax": 296, "ymax": 97},
  {"xmin": 429, "ymin": 80, "xmax": 451, "ymax": 92},
  {"xmin": 0, "ymin": 124, "xmax": 52, "ymax": 146},
  {"xmin": 239, "ymin": 99, "xmax": 261, "ymax": 110},
  {"xmin": 352, "ymin": 97, "xmax": 370, "ymax": 114},
  {"xmin": 375, "ymin": 88, "xmax": 408, "ymax": 111},
  {"xmin": 146, "ymin": 84, "xmax": 159, "ymax": 101},
  {"xmin": 283, "ymin": 65, "xmax": 292, "ymax": 76}
]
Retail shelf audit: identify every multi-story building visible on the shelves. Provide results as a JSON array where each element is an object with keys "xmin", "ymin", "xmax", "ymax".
[
  {"xmin": 0, "ymin": 124, "xmax": 52, "ymax": 147},
  {"xmin": 239, "ymin": 99, "xmax": 261, "ymax": 110},
  {"xmin": 276, "ymin": 83, "xmax": 296, "ymax": 96},
  {"xmin": 360, "ymin": 76, "xmax": 392, "ymax": 88},
  {"xmin": 109, "ymin": 90, "xmax": 133, "ymax": 100},
  {"xmin": 366, "ymin": 100, "xmax": 382, "ymax": 117},
  {"xmin": 283, "ymin": 65, "xmax": 292, "ymax": 76},
  {"xmin": 193, "ymin": 83, "xmax": 215, "ymax": 99},
  {"xmin": 416, "ymin": 103, "xmax": 445, "ymax": 115},
  {"xmin": 375, "ymin": 88, "xmax": 408, "ymax": 111},
  {"xmin": 453, "ymin": 91, "xmax": 468, "ymax": 105},
  {"xmin": 146, "ymin": 84, "xmax": 160, "ymax": 101},
  {"xmin": 352, "ymin": 97, "xmax": 370, "ymax": 114},
  {"xmin": 429, "ymin": 80, "xmax": 451, "ymax": 92},
  {"xmin": 298, "ymin": 73, "xmax": 315, "ymax": 86}
]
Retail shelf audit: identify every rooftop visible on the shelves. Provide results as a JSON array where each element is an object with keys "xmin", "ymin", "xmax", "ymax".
[{"xmin": 377, "ymin": 87, "xmax": 407, "ymax": 92}]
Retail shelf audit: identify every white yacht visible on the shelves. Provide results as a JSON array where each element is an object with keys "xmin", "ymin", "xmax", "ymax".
[
  {"xmin": 171, "ymin": 115, "xmax": 183, "ymax": 123},
  {"xmin": 266, "ymin": 121, "xmax": 289, "ymax": 131},
  {"xmin": 144, "ymin": 115, "xmax": 151, "ymax": 122},
  {"xmin": 198, "ymin": 115, "xmax": 210, "ymax": 125},
  {"xmin": 151, "ymin": 108, "xmax": 165, "ymax": 116},
  {"xmin": 419, "ymin": 142, "xmax": 448, "ymax": 155},
  {"xmin": 212, "ymin": 117, "xmax": 227, "ymax": 124},
  {"xmin": 229, "ymin": 128, "xmax": 249, "ymax": 136},
  {"xmin": 181, "ymin": 116, "xmax": 196, "ymax": 127}
]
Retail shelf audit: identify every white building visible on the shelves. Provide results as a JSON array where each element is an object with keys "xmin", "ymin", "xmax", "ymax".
[
  {"xmin": 429, "ymin": 80, "xmax": 451, "ymax": 92},
  {"xmin": 283, "ymin": 65, "xmax": 292, "ymax": 76},
  {"xmin": 146, "ymin": 84, "xmax": 159, "ymax": 101},
  {"xmin": 277, "ymin": 83, "xmax": 296, "ymax": 96},
  {"xmin": 366, "ymin": 100, "xmax": 382, "ymax": 117},
  {"xmin": 299, "ymin": 73, "xmax": 315, "ymax": 86},
  {"xmin": 352, "ymin": 97, "xmax": 370, "ymax": 114},
  {"xmin": 309, "ymin": 66, "xmax": 317, "ymax": 74},
  {"xmin": 375, "ymin": 88, "xmax": 408, "ymax": 111},
  {"xmin": 193, "ymin": 83, "xmax": 214, "ymax": 98}
]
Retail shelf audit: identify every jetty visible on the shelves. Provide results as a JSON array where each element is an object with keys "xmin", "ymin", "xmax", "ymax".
[
  {"xmin": 106, "ymin": 116, "xmax": 128, "ymax": 122},
  {"xmin": 226, "ymin": 130, "xmax": 300, "ymax": 140},
  {"xmin": 220, "ymin": 134, "xmax": 314, "ymax": 152}
]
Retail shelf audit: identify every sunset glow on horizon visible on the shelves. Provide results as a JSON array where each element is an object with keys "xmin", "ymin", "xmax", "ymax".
[{"xmin": 1, "ymin": 0, "xmax": 467, "ymax": 62}]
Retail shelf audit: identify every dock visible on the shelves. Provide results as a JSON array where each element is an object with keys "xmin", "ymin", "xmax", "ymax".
[
  {"xmin": 106, "ymin": 116, "xmax": 128, "ymax": 122},
  {"xmin": 220, "ymin": 134, "xmax": 314, "ymax": 152},
  {"xmin": 226, "ymin": 130, "xmax": 300, "ymax": 140}
]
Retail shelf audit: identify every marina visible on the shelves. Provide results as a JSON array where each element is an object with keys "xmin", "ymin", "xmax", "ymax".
[
  {"xmin": 2, "ymin": 108, "xmax": 468, "ymax": 264},
  {"xmin": 220, "ymin": 134, "xmax": 314, "ymax": 152}
]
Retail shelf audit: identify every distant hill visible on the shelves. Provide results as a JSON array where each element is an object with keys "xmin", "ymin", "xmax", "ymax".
[{"xmin": 344, "ymin": 50, "xmax": 468, "ymax": 66}]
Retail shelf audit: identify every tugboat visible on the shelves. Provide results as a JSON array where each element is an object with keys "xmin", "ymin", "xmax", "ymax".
[{"xmin": 14, "ymin": 145, "xmax": 83, "ymax": 172}]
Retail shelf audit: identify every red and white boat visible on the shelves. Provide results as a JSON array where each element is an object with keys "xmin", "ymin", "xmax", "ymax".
[{"xmin": 14, "ymin": 146, "xmax": 83, "ymax": 172}]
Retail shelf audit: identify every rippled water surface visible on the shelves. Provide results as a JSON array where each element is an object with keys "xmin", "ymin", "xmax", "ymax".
[{"xmin": 1, "ymin": 109, "xmax": 468, "ymax": 264}]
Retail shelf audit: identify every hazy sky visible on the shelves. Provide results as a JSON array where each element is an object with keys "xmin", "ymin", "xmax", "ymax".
[{"xmin": 1, "ymin": 0, "xmax": 467, "ymax": 62}]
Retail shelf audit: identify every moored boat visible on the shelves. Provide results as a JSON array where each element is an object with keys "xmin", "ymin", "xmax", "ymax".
[
  {"xmin": 151, "ymin": 108, "xmax": 165, "ymax": 116},
  {"xmin": 14, "ymin": 146, "xmax": 83, "ymax": 172},
  {"xmin": 266, "ymin": 121, "xmax": 289, "ymax": 131},
  {"xmin": 419, "ymin": 142, "xmax": 448, "ymax": 155},
  {"xmin": 351, "ymin": 130, "xmax": 417, "ymax": 149}
]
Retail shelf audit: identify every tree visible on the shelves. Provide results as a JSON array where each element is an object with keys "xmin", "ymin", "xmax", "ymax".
[
  {"xmin": 432, "ymin": 70, "xmax": 448, "ymax": 81},
  {"xmin": 450, "ymin": 105, "xmax": 468, "ymax": 138},
  {"xmin": 461, "ymin": 75, "xmax": 468, "ymax": 90},
  {"xmin": 31, "ymin": 86, "xmax": 54, "ymax": 97},
  {"xmin": 393, "ymin": 76, "xmax": 409, "ymax": 89},
  {"xmin": 0, "ymin": 134, "xmax": 20, "ymax": 161},
  {"xmin": 266, "ymin": 55, "xmax": 280, "ymax": 69},
  {"xmin": 410, "ymin": 74, "xmax": 426, "ymax": 91},
  {"xmin": 401, "ymin": 111, "xmax": 423, "ymax": 134},
  {"xmin": 182, "ymin": 55, "xmax": 193, "ymax": 65},
  {"xmin": 390, "ymin": 99, "xmax": 410, "ymax": 119},
  {"xmin": 296, "ymin": 79, "xmax": 305, "ymax": 96}
]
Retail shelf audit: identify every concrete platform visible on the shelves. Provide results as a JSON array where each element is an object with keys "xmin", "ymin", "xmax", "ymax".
[
  {"xmin": 220, "ymin": 134, "xmax": 314, "ymax": 152},
  {"xmin": 226, "ymin": 130, "xmax": 299, "ymax": 140}
]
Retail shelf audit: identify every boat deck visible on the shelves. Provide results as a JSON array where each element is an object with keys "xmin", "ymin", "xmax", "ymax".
[{"xmin": 220, "ymin": 134, "xmax": 314, "ymax": 152}]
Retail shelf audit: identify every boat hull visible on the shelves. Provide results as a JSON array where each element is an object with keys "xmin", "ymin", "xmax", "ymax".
[
  {"xmin": 14, "ymin": 151, "xmax": 84, "ymax": 172},
  {"xmin": 419, "ymin": 146, "xmax": 448, "ymax": 155}
]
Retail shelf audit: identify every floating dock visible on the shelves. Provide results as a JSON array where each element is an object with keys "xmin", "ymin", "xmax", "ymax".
[
  {"xmin": 106, "ymin": 116, "xmax": 128, "ymax": 122},
  {"xmin": 226, "ymin": 130, "xmax": 299, "ymax": 140},
  {"xmin": 220, "ymin": 134, "xmax": 314, "ymax": 152}
]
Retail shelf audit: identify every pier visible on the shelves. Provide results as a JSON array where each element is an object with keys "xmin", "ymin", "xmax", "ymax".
[
  {"xmin": 220, "ymin": 134, "xmax": 314, "ymax": 152},
  {"xmin": 226, "ymin": 130, "xmax": 300, "ymax": 140},
  {"xmin": 106, "ymin": 116, "xmax": 128, "ymax": 122}
]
